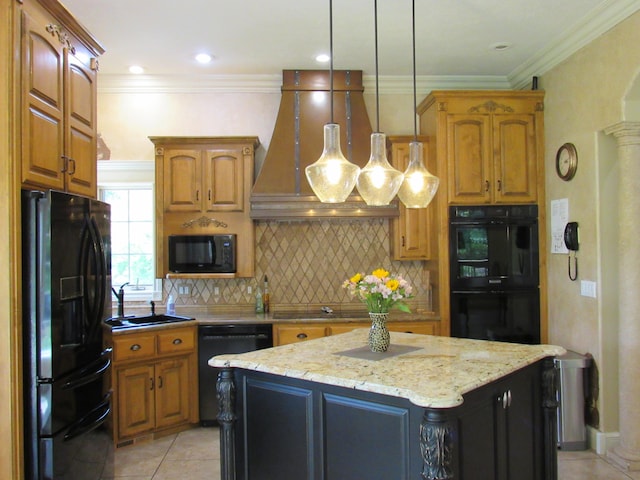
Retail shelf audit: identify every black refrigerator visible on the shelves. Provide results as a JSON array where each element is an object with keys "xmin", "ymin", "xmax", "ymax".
[{"xmin": 22, "ymin": 190, "xmax": 114, "ymax": 480}]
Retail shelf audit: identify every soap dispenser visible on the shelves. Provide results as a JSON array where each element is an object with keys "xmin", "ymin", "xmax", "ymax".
[{"xmin": 167, "ymin": 295, "xmax": 176, "ymax": 315}]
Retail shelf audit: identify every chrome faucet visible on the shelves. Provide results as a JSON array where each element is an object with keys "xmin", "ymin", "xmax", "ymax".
[{"xmin": 111, "ymin": 282, "xmax": 129, "ymax": 317}]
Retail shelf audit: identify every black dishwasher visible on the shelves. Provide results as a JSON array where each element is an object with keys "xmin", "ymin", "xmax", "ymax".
[{"xmin": 198, "ymin": 324, "xmax": 273, "ymax": 425}]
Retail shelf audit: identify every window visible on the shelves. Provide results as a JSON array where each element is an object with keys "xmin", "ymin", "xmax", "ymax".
[{"xmin": 98, "ymin": 161, "xmax": 160, "ymax": 300}]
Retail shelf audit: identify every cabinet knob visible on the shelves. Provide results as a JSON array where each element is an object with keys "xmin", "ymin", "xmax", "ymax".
[
  {"xmin": 485, "ymin": 180, "xmax": 490, "ymax": 192},
  {"xmin": 130, "ymin": 344, "xmax": 141, "ymax": 351},
  {"xmin": 297, "ymin": 333, "xmax": 308, "ymax": 340},
  {"xmin": 150, "ymin": 377, "xmax": 154, "ymax": 390},
  {"xmin": 401, "ymin": 235, "xmax": 406, "ymax": 247},
  {"xmin": 196, "ymin": 190, "xmax": 200, "ymax": 201},
  {"xmin": 497, "ymin": 179, "xmax": 502, "ymax": 192},
  {"xmin": 172, "ymin": 338, "xmax": 183, "ymax": 345},
  {"xmin": 158, "ymin": 375, "xmax": 163, "ymax": 388}
]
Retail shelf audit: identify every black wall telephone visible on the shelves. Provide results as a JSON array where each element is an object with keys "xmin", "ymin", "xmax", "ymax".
[
  {"xmin": 564, "ymin": 222, "xmax": 579, "ymax": 251},
  {"xmin": 564, "ymin": 222, "xmax": 579, "ymax": 280}
]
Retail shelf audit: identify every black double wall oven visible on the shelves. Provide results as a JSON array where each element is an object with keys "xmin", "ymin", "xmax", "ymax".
[{"xmin": 449, "ymin": 205, "xmax": 540, "ymax": 344}]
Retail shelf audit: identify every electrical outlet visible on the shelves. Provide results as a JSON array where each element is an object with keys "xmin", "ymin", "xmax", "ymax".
[
  {"xmin": 214, "ymin": 287, "xmax": 220, "ymax": 295},
  {"xmin": 580, "ymin": 280, "xmax": 597, "ymax": 298},
  {"xmin": 247, "ymin": 286, "xmax": 252, "ymax": 294},
  {"xmin": 178, "ymin": 285, "xmax": 190, "ymax": 296}
]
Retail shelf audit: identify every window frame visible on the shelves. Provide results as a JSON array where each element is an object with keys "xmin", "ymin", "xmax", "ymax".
[{"xmin": 98, "ymin": 160, "xmax": 162, "ymax": 302}]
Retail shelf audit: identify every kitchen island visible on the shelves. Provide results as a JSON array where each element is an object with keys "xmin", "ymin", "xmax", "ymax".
[{"xmin": 210, "ymin": 329, "xmax": 565, "ymax": 480}]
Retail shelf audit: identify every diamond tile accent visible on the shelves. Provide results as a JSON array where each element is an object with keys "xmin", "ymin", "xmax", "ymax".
[{"xmin": 164, "ymin": 219, "xmax": 430, "ymax": 310}]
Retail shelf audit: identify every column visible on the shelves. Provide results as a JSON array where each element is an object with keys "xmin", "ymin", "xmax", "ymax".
[{"xmin": 605, "ymin": 121, "xmax": 640, "ymax": 470}]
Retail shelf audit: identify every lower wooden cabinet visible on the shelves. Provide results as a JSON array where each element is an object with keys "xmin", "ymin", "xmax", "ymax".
[
  {"xmin": 273, "ymin": 320, "xmax": 440, "ymax": 346},
  {"xmin": 107, "ymin": 325, "xmax": 198, "ymax": 446}
]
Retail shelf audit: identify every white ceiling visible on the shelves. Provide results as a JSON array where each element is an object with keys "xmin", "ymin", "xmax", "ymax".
[{"xmin": 60, "ymin": 0, "xmax": 639, "ymax": 90}]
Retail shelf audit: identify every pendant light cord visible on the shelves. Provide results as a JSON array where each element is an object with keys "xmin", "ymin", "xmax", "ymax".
[
  {"xmin": 412, "ymin": 0, "xmax": 418, "ymax": 141},
  {"xmin": 329, "ymin": 0, "xmax": 334, "ymax": 124},
  {"xmin": 374, "ymin": 0, "xmax": 380, "ymax": 133}
]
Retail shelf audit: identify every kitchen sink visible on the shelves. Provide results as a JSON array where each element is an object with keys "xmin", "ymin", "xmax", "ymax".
[{"xmin": 105, "ymin": 314, "xmax": 194, "ymax": 329}]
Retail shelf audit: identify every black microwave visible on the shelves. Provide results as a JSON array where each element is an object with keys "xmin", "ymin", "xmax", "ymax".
[{"xmin": 168, "ymin": 234, "xmax": 236, "ymax": 273}]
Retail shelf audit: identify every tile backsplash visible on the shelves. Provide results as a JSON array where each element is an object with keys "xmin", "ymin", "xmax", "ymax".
[{"xmin": 163, "ymin": 219, "xmax": 431, "ymax": 311}]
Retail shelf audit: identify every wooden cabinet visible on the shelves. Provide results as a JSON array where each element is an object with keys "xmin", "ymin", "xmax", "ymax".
[
  {"xmin": 387, "ymin": 136, "xmax": 432, "ymax": 260},
  {"xmin": 273, "ymin": 319, "xmax": 440, "ymax": 346},
  {"xmin": 151, "ymin": 136, "xmax": 260, "ymax": 278},
  {"xmin": 417, "ymin": 91, "xmax": 546, "ymax": 340},
  {"xmin": 20, "ymin": 0, "xmax": 103, "ymax": 198},
  {"xmin": 161, "ymin": 147, "xmax": 245, "ymax": 213},
  {"xmin": 420, "ymin": 92, "xmax": 543, "ymax": 205},
  {"xmin": 108, "ymin": 325, "xmax": 198, "ymax": 446}
]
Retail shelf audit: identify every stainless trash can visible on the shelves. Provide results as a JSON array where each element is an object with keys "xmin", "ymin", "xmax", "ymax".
[{"xmin": 554, "ymin": 351, "xmax": 591, "ymax": 450}]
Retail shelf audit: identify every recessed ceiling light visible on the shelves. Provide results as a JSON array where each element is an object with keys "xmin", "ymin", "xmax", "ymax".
[
  {"xmin": 195, "ymin": 53, "xmax": 212, "ymax": 64},
  {"xmin": 129, "ymin": 65, "xmax": 144, "ymax": 74},
  {"xmin": 315, "ymin": 54, "xmax": 330, "ymax": 63},
  {"xmin": 489, "ymin": 42, "xmax": 511, "ymax": 51}
]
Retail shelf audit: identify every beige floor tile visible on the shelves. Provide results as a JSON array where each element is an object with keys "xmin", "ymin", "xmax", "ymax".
[
  {"xmin": 558, "ymin": 457, "xmax": 634, "ymax": 480},
  {"xmin": 151, "ymin": 459, "xmax": 221, "ymax": 480},
  {"xmin": 164, "ymin": 427, "xmax": 220, "ymax": 461},
  {"xmin": 103, "ymin": 434, "xmax": 177, "ymax": 477}
]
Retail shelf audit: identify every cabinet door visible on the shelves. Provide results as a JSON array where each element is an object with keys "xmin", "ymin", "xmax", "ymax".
[
  {"xmin": 492, "ymin": 114, "xmax": 538, "ymax": 203},
  {"xmin": 163, "ymin": 149, "xmax": 202, "ymax": 212},
  {"xmin": 21, "ymin": 6, "xmax": 65, "ymax": 191},
  {"xmin": 204, "ymin": 148, "xmax": 244, "ymax": 211},
  {"xmin": 155, "ymin": 358, "xmax": 191, "ymax": 429},
  {"xmin": 65, "ymin": 51, "xmax": 97, "ymax": 197},
  {"xmin": 499, "ymin": 365, "xmax": 542, "ymax": 480},
  {"xmin": 390, "ymin": 141, "xmax": 431, "ymax": 260},
  {"xmin": 447, "ymin": 114, "xmax": 492, "ymax": 204},
  {"xmin": 116, "ymin": 364, "xmax": 156, "ymax": 438}
]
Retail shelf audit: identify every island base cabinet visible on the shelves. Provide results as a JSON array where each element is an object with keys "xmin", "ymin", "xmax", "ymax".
[{"xmin": 219, "ymin": 360, "xmax": 557, "ymax": 480}]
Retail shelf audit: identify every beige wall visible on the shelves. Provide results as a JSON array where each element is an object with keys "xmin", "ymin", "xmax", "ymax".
[{"xmin": 542, "ymin": 10, "xmax": 640, "ymax": 435}]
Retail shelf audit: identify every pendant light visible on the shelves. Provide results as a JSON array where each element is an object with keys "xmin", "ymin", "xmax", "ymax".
[
  {"xmin": 356, "ymin": 0, "xmax": 404, "ymax": 206},
  {"xmin": 397, "ymin": 0, "xmax": 439, "ymax": 208},
  {"xmin": 305, "ymin": 0, "xmax": 360, "ymax": 203}
]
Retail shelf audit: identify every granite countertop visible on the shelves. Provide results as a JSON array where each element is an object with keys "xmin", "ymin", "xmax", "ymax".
[
  {"xmin": 209, "ymin": 329, "xmax": 565, "ymax": 409},
  {"xmin": 116, "ymin": 306, "xmax": 440, "ymax": 325}
]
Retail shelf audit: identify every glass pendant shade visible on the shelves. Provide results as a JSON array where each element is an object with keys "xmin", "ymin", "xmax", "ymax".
[
  {"xmin": 305, "ymin": 123, "xmax": 360, "ymax": 203},
  {"xmin": 356, "ymin": 133, "xmax": 404, "ymax": 205},
  {"xmin": 397, "ymin": 141, "xmax": 440, "ymax": 208}
]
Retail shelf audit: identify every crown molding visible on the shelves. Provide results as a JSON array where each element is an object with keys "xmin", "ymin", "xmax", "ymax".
[
  {"xmin": 508, "ymin": 0, "xmax": 640, "ymax": 89},
  {"xmin": 98, "ymin": 73, "xmax": 512, "ymax": 95}
]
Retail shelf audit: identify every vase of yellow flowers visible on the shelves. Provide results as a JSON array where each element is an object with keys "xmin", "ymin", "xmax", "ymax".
[{"xmin": 343, "ymin": 268, "xmax": 413, "ymax": 352}]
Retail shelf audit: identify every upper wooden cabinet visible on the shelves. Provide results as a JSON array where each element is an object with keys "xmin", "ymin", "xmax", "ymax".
[
  {"xmin": 161, "ymin": 146, "xmax": 245, "ymax": 213},
  {"xmin": 151, "ymin": 136, "xmax": 260, "ymax": 278},
  {"xmin": 20, "ymin": 0, "xmax": 103, "ymax": 198},
  {"xmin": 387, "ymin": 136, "xmax": 432, "ymax": 260},
  {"xmin": 420, "ymin": 91, "xmax": 543, "ymax": 205}
]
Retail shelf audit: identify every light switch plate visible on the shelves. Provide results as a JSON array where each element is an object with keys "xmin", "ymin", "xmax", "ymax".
[{"xmin": 580, "ymin": 280, "xmax": 597, "ymax": 298}]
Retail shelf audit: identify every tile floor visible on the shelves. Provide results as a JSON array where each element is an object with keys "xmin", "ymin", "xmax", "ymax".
[{"xmin": 104, "ymin": 426, "xmax": 640, "ymax": 479}]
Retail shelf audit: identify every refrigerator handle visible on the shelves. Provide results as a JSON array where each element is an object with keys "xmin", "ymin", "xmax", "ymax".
[
  {"xmin": 84, "ymin": 216, "xmax": 108, "ymax": 342},
  {"xmin": 63, "ymin": 391, "xmax": 112, "ymax": 442},
  {"xmin": 62, "ymin": 347, "xmax": 112, "ymax": 390}
]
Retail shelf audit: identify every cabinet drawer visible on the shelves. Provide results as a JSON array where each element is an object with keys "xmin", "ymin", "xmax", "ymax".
[
  {"xmin": 275, "ymin": 325, "xmax": 328, "ymax": 345},
  {"xmin": 157, "ymin": 327, "xmax": 195, "ymax": 355},
  {"xmin": 388, "ymin": 322, "xmax": 439, "ymax": 336},
  {"xmin": 113, "ymin": 334, "xmax": 156, "ymax": 362}
]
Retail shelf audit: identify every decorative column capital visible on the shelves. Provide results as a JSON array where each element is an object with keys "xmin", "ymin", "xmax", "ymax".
[{"xmin": 604, "ymin": 121, "xmax": 640, "ymax": 146}]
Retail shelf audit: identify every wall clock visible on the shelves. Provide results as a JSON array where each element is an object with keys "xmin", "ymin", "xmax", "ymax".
[{"xmin": 555, "ymin": 143, "xmax": 578, "ymax": 181}]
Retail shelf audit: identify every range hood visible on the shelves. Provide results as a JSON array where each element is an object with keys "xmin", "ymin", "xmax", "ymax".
[{"xmin": 250, "ymin": 70, "xmax": 399, "ymax": 220}]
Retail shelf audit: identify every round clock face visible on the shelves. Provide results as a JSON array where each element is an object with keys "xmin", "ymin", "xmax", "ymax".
[{"xmin": 556, "ymin": 143, "xmax": 577, "ymax": 181}]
